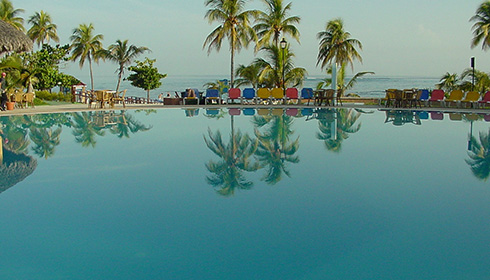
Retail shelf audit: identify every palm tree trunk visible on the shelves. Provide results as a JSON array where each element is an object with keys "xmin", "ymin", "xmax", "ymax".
[
  {"xmin": 230, "ymin": 47, "xmax": 235, "ymax": 88},
  {"xmin": 116, "ymin": 65, "xmax": 123, "ymax": 93},
  {"xmin": 88, "ymin": 56, "xmax": 94, "ymax": 91},
  {"xmin": 147, "ymin": 89, "xmax": 150, "ymax": 103}
]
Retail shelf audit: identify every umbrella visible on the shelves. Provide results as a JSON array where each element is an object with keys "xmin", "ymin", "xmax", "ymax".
[{"xmin": 0, "ymin": 19, "xmax": 33, "ymax": 55}]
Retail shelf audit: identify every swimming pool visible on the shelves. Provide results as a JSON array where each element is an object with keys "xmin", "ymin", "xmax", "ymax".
[{"xmin": 0, "ymin": 108, "xmax": 489, "ymax": 279}]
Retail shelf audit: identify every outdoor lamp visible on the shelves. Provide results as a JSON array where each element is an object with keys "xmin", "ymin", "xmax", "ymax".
[{"xmin": 280, "ymin": 38, "xmax": 287, "ymax": 49}]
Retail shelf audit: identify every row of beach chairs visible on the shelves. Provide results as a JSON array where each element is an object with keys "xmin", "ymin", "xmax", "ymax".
[
  {"xmin": 203, "ymin": 88, "xmax": 314, "ymax": 105},
  {"xmin": 380, "ymin": 89, "xmax": 490, "ymax": 108}
]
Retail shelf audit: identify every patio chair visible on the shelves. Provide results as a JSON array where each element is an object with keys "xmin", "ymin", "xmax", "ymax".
[
  {"xmin": 460, "ymin": 91, "xmax": 480, "ymax": 108},
  {"xmin": 205, "ymin": 89, "xmax": 221, "ymax": 105},
  {"xmin": 241, "ymin": 88, "xmax": 256, "ymax": 104},
  {"xmin": 444, "ymin": 89, "xmax": 464, "ymax": 107},
  {"xmin": 478, "ymin": 91, "xmax": 490, "ymax": 108},
  {"xmin": 23, "ymin": 92, "xmax": 35, "ymax": 108},
  {"xmin": 300, "ymin": 88, "xmax": 314, "ymax": 105},
  {"xmin": 380, "ymin": 89, "xmax": 397, "ymax": 107},
  {"xmin": 409, "ymin": 90, "xmax": 422, "ymax": 108},
  {"xmin": 227, "ymin": 88, "xmax": 241, "ymax": 104},
  {"xmin": 428, "ymin": 89, "xmax": 445, "ymax": 107},
  {"xmin": 112, "ymin": 89, "xmax": 126, "ymax": 108},
  {"xmin": 285, "ymin": 88, "xmax": 299, "ymax": 104}
]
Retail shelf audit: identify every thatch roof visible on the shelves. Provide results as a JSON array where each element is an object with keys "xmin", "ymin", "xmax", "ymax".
[
  {"xmin": 0, "ymin": 19, "xmax": 33, "ymax": 55},
  {"xmin": 0, "ymin": 148, "xmax": 37, "ymax": 194}
]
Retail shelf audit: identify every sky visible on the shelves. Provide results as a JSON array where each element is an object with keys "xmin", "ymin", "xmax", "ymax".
[{"xmin": 12, "ymin": 0, "xmax": 490, "ymax": 82}]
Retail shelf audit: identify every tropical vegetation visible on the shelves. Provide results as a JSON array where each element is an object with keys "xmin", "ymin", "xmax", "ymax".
[
  {"xmin": 27, "ymin": 10, "xmax": 59, "ymax": 47},
  {"xmin": 126, "ymin": 58, "xmax": 167, "ymax": 102}
]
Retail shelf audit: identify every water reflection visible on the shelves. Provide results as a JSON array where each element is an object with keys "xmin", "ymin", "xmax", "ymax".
[
  {"xmin": 383, "ymin": 110, "xmax": 422, "ymax": 126},
  {"xmin": 0, "ymin": 111, "xmax": 152, "ymax": 192},
  {"xmin": 314, "ymin": 108, "xmax": 362, "ymax": 153},
  {"xmin": 467, "ymin": 129, "xmax": 490, "ymax": 181}
]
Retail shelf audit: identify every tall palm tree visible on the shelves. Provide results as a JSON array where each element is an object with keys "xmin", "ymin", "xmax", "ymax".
[
  {"xmin": 254, "ymin": 0, "xmax": 300, "ymax": 48},
  {"xmin": 203, "ymin": 0, "xmax": 257, "ymax": 87},
  {"xmin": 0, "ymin": 0, "xmax": 24, "ymax": 31},
  {"xmin": 27, "ymin": 10, "xmax": 59, "ymax": 47},
  {"xmin": 470, "ymin": 1, "xmax": 490, "ymax": 50},
  {"xmin": 252, "ymin": 44, "xmax": 306, "ymax": 88},
  {"xmin": 70, "ymin": 23, "xmax": 104, "ymax": 91},
  {"xmin": 102, "ymin": 39, "xmax": 149, "ymax": 93},
  {"xmin": 317, "ymin": 18, "xmax": 362, "ymax": 71}
]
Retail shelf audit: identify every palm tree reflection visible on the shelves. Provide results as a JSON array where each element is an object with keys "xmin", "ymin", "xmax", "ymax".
[
  {"xmin": 466, "ymin": 128, "xmax": 490, "ymax": 181},
  {"xmin": 253, "ymin": 114, "xmax": 299, "ymax": 185},
  {"xmin": 204, "ymin": 123, "xmax": 259, "ymax": 196},
  {"xmin": 316, "ymin": 108, "xmax": 361, "ymax": 153}
]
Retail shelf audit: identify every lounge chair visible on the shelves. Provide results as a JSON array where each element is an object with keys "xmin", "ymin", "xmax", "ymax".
[
  {"xmin": 229, "ymin": 108, "xmax": 240, "ymax": 116},
  {"xmin": 419, "ymin": 89, "xmax": 430, "ymax": 106},
  {"xmin": 271, "ymin": 108, "xmax": 283, "ymax": 116},
  {"xmin": 300, "ymin": 88, "xmax": 314, "ymax": 105},
  {"xmin": 478, "ymin": 91, "xmax": 490, "ymax": 108},
  {"xmin": 430, "ymin": 111, "xmax": 444, "ymax": 120},
  {"xmin": 184, "ymin": 89, "xmax": 200, "ymax": 105},
  {"xmin": 270, "ymin": 88, "xmax": 285, "ymax": 104},
  {"xmin": 241, "ymin": 88, "xmax": 256, "ymax": 104},
  {"xmin": 243, "ymin": 108, "xmax": 255, "ymax": 116},
  {"xmin": 257, "ymin": 88, "xmax": 271, "ymax": 104},
  {"xmin": 205, "ymin": 89, "xmax": 221, "ymax": 105},
  {"xmin": 460, "ymin": 91, "xmax": 480, "ymax": 108},
  {"xmin": 449, "ymin": 113, "xmax": 462, "ymax": 121},
  {"xmin": 444, "ymin": 90, "xmax": 464, "ymax": 107},
  {"xmin": 227, "ymin": 88, "xmax": 241, "ymax": 104},
  {"xmin": 428, "ymin": 89, "xmax": 445, "ymax": 107},
  {"xmin": 285, "ymin": 88, "xmax": 299, "ymax": 104},
  {"xmin": 257, "ymin": 108, "xmax": 270, "ymax": 116},
  {"xmin": 285, "ymin": 108, "xmax": 299, "ymax": 117}
]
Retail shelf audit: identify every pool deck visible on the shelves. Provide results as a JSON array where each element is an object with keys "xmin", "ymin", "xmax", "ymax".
[{"xmin": 1, "ymin": 101, "xmax": 490, "ymax": 116}]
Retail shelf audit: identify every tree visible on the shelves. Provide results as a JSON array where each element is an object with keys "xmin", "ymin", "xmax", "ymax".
[
  {"xmin": 235, "ymin": 63, "xmax": 262, "ymax": 88},
  {"xmin": 254, "ymin": 0, "xmax": 300, "ymax": 48},
  {"xmin": 316, "ymin": 62, "xmax": 374, "ymax": 97},
  {"xmin": 436, "ymin": 72, "xmax": 460, "ymax": 92},
  {"xmin": 27, "ymin": 10, "xmax": 59, "ymax": 47},
  {"xmin": 251, "ymin": 44, "xmax": 306, "ymax": 88},
  {"xmin": 204, "ymin": 0, "xmax": 257, "ymax": 87},
  {"xmin": 317, "ymin": 18, "xmax": 362, "ymax": 71},
  {"xmin": 70, "ymin": 23, "xmax": 104, "ymax": 91},
  {"xmin": 126, "ymin": 57, "xmax": 167, "ymax": 103},
  {"xmin": 470, "ymin": 1, "xmax": 490, "ymax": 50},
  {"xmin": 0, "ymin": 0, "xmax": 24, "ymax": 31},
  {"xmin": 102, "ymin": 39, "xmax": 150, "ymax": 93}
]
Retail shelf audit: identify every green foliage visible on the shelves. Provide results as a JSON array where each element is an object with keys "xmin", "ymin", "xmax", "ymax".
[
  {"xmin": 127, "ymin": 58, "xmax": 167, "ymax": 99},
  {"xmin": 35, "ymin": 90, "xmax": 70, "ymax": 102}
]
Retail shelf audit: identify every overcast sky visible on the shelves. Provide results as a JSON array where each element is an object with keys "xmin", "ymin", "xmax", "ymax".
[{"xmin": 13, "ymin": 0, "xmax": 489, "ymax": 80}]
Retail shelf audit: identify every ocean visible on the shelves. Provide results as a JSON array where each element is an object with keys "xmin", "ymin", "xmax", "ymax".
[{"xmin": 89, "ymin": 75, "xmax": 440, "ymax": 100}]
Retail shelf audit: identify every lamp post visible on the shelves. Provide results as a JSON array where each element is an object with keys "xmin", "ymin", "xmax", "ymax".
[
  {"xmin": 471, "ymin": 56, "xmax": 475, "ymax": 91},
  {"xmin": 280, "ymin": 38, "xmax": 287, "ymax": 96}
]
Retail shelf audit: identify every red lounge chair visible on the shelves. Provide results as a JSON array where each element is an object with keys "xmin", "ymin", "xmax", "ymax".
[
  {"xmin": 285, "ymin": 88, "xmax": 299, "ymax": 104},
  {"xmin": 478, "ymin": 91, "xmax": 490, "ymax": 108},
  {"xmin": 428, "ymin": 89, "xmax": 445, "ymax": 107},
  {"xmin": 227, "ymin": 88, "xmax": 241, "ymax": 104}
]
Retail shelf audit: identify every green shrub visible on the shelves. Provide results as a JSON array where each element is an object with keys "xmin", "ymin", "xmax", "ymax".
[{"xmin": 35, "ymin": 90, "xmax": 72, "ymax": 102}]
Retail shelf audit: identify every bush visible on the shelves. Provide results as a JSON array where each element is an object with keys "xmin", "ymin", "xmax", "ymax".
[{"xmin": 35, "ymin": 90, "xmax": 72, "ymax": 102}]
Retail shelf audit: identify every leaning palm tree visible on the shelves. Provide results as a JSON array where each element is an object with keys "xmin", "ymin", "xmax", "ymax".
[
  {"xmin": 70, "ymin": 23, "xmax": 104, "ymax": 91},
  {"xmin": 0, "ymin": 0, "xmax": 24, "ymax": 31},
  {"xmin": 27, "ymin": 10, "xmax": 59, "ymax": 47},
  {"xmin": 470, "ymin": 1, "xmax": 490, "ymax": 50},
  {"xmin": 203, "ymin": 0, "xmax": 257, "ymax": 87},
  {"xmin": 101, "ymin": 39, "xmax": 149, "ymax": 93},
  {"xmin": 317, "ymin": 18, "xmax": 362, "ymax": 71},
  {"xmin": 29, "ymin": 127, "xmax": 62, "ymax": 159},
  {"xmin": 254, "ymin": 0, "xmax": 300, "ymax": 49}
]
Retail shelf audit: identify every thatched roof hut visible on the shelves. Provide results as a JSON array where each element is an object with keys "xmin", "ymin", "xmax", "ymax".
[{"xmin": 0, "ymin": 19, "xmax": 33, "ymax": 55}]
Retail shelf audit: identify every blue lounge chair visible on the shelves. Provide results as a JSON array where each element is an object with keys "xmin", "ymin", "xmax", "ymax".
[
  {"xmin": 301, "ymin": 88, "xmax": 314, "ymax": 105},
  {"xmin": 205, "ymin": 89, "xmax": 220, "ymax": 105},
  {"xmin": 242, "ymin": 88, "xmax": 257, "ymax": 104}
]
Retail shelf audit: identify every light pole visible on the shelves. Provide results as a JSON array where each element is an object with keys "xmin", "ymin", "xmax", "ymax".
[
  {"xmin": 471, "ymin": 56, "xmax": 475, "ymax": 91},
  {"xmin": 280, "ymin": 38, "xmax": 287, "ymax": 96}
]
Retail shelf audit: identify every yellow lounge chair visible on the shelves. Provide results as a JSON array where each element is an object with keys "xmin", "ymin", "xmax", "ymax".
[
  {"xmin": 444, "ymin": 90, "xmax": 464, "ymax": 107},
  {"xmin": 460, "ymin": 91, "xmax": 480, "ymax": 108}
]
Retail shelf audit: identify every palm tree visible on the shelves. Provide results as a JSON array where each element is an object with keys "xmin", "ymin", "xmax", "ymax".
[
  {"xmin": 460, "ymin": 68, "xmax": 490, "ymax": 93},
  {"xmin": 27, "ymin": 10, "xmax": 59, "ymax": 47},
  {"xmin": 203, "ymin": 0, "xmax": 257, "ymax": 87},
  {"xmin": 235, "ymin": 63, "xmax": 262, "ymax": 88},
  {"xmin": 436, "ymin": 72, "xmax": 460, "ymax": 92},
  {"xmin": 470, "ymin": 1, "xmax": 490, "ymax": 50},
  {"xmin": 71, "ymin": 112, "xmax": 105, "ymax": 148},
  {"xmin": 316, "ymin": 62, "xmax": 374, "ymax": 97},
  {"xmin": 466, "ymin": 128, "xmax": 490, "ymax": 181},
  {"xmin": 0, "ymin": 0, "xmax": 24, "ymax": 31},
  {"xmin": 108, "ymin": 112, "xmax": 152, "ymax": 138},
  {"xmin": 29, "ymin": 127, "xmax": 62, "ymax": 159},
  {"xmin": 102, "ymin": 39, "xmax": 149, "ymax": 93},
  {"xmin": 254, "ymin": 0, "xmax": 300, "ymax": 49},
  {"xmin": 252, "ymin": 44, "xmax": 306, "ymax": 88},
  {"xmin": 317, "ymin": 18, "xmax": 362, "ymax": 71},
  {"xmin": 70, "ymin": 23, "xmax": 104, "ymax": 91}
]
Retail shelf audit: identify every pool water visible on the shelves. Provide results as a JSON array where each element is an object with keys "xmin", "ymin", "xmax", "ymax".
[{"xmin": 0, "ymin": 108, "xmax": 489, "ymax": 279}]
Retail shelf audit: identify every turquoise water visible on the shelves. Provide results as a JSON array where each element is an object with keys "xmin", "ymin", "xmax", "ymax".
[{"xmin": 0, "ymin": 108, "xmax": 489, "ymax": 279}]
